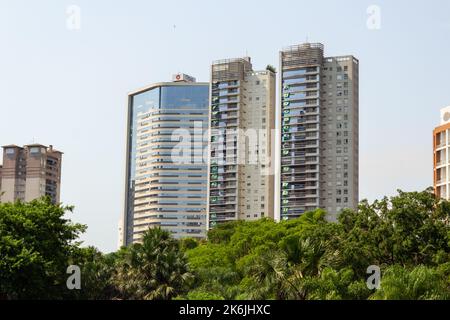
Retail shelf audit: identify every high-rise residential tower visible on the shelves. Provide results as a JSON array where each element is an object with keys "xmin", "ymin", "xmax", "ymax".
[
  {"xmin": 122, "ymin": 74, "xmax": 209, "ymax": 246},
  {"xmin": 207, "ymin": 57, "xmax": 276, "ymax": 229},
  {"xmin": 433, "ymin": 106, "xmax": 450, "ymax": 199},
  {"xmin": 278, "ymin": 43, "xmax": 359, "ymax": 221},
  {"xmin": 0, "ymin": 144, "xmax": 62, "ymax": 204}
]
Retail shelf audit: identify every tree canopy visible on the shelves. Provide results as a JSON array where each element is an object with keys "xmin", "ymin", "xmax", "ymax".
[{"xmin": 1, "ymin": 189, "xmax": 449, "ymax": 300}]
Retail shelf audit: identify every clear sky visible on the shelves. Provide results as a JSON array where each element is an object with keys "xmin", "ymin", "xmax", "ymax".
[{"xmin": 1, "ymin": 0, "xmax": 449, "ymax": 252}]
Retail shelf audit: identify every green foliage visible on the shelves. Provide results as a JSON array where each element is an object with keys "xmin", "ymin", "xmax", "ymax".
[
  {"xmin": 1, "ymin": 189, "xmax": 449, "ymax": 300},
  {"xmin": 0, "ymin": 198, "xmax": 86, "ymax": 299},
  {"xmin": 370, "ymin": 265, "xmax": 450, "ymax": 300},
  {"xmin": 69, "ymin": 246, "xmax": 118, "ymax": 299},
  {"xmin": 184, "ymin": 190, "xmax": 450, "ymax": 300},
  {"xmin": 266, "ymin": 64, "xmax": 276, "ymax": 73},
  {"xmin": 112, "ymin": 227, "xmax": 193, "ymax": 300}
]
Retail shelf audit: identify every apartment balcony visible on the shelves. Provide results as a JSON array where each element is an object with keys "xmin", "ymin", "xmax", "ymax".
[
  {"xmin": 209, "ymin": 206, "xmax": 237, "ymax": 215},
  {"xmin": 210, "ymin": 182, "xmax": 237, "ymax": 190},
  {"xmin": 435, "ymin": 140, "xmax": 447, "ymax": 149},
  {"xmin": 213, "ymin": 82, "xmax": 239, "ymax": 90},
  {"xmin": 436, "ymin": 160, "xmax": 447, "ymax": 167},
  {"xmin": 211, "ymin": 105, "xmax": 239, "ymax": 114}
]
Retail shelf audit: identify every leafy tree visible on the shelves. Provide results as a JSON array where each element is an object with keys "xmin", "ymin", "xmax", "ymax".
[
  {"xmin": 69, "ymin": 247, "xmax": 118, "ymax": 299},
  {"xmin": 370, "ymin": 265, "xmax": 450, "ymax": 300},
  {"xmin": 0, "ymin": 198, "xmax": 86, "ymax": 299}
]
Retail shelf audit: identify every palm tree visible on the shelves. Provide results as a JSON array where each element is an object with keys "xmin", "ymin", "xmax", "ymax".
[
  {"xmin": 245, "ymin": 250, "xmax": 306, "ymax": 300},
  {"xmin": 113, "ymin": 227, "xmax": 193, "ymax": 300}
]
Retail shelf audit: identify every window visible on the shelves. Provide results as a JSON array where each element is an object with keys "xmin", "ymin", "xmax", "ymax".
[
  {"xmin": 256, "ymin": 81, "xmax": 260, "ymax": 85},
  {"xmin": 29, "ymin": 147, "xmax": 40, "ymax": 154},
  {"xmin": 5, "ymin": 148, "xmax": 15, "ymax": 155}
]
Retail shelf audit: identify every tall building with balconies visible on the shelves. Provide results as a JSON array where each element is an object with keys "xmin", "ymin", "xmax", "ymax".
[
  {"xmin": 122, "ymin": 74, "xmax": 209, "ymax": 246},
  {"xmin": 278, "ymin": 43, "xmax": 359, "ymax": 221},
  {"xmin": 0, "ymin": 144, "xmax": 62, "ymax": 204},
  {"xmin": 433, "ymin": 106, "xmax": 450, "ymax": 199},
  {"xmin": 207, "ymin": 57, "xmax": 276, "ymax": 229}
]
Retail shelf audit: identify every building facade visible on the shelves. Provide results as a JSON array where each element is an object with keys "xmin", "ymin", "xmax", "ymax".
[
  {"xmin": 122, "ymin": 74, "xmax": 209, "ymax": 246},
  {"xmin": 278, "ymin": 43, "xmax": 359, "ymax": 221},
  {"xmin": 433, "ymin": 106, "xmax": 450, "ymax": 199},
  {"xmin": 207, "ymin": 57, "xmax": 276, "ymax": 229},
  {"xmin": 0, "ymin": 144, "xmax": 62, "ymax": 204}
]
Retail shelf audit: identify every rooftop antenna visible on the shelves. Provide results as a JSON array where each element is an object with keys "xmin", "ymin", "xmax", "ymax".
[{"xmin": 305, "ymin": 36, "xmax": 309, "ymax": 43}]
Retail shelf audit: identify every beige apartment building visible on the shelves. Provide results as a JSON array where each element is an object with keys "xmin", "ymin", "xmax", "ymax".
[
  {"xmin": 0, "ymin": 144, "xmax": 62, "ymax": 204},
  {"xmin": 279, "ymin": 43, "xmax": 359, "ymax": 221},
  {"xmin": 207, "ymin": 57, "xmax": 276, "ymax": 229}
]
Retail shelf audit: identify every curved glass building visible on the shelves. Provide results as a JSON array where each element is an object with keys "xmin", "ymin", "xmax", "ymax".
[{"xmin": 121, "ymin": 75, "xmax": 209, "ymax": 245}]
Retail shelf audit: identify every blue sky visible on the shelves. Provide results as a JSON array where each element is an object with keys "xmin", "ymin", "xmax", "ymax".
[{"xmin": 1, "ymin": 0, "xmax": 449, "ymax": 252}]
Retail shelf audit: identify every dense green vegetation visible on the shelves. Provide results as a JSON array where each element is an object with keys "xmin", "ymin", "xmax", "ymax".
[{"xmin": 1, "ymin": 189, "xmax": 449, "ymax": 300}]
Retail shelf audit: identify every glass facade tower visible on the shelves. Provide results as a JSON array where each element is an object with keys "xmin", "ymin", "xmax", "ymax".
[{"xmin": 122, "ymin": 77, "xmax": 209, "ymax": 245}]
